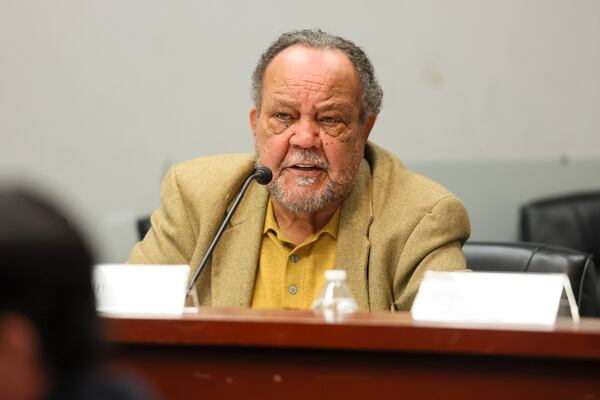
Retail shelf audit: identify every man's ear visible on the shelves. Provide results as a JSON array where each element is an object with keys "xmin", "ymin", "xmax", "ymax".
[
  {"xmin": 249, "ymin": 107, "xmax": 258, "ymax": 135},
  {"xmin": 362, "ymin": 114, "xmax": 377, "ymax": 142}
]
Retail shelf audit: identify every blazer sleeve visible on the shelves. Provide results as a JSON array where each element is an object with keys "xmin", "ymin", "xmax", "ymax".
[
  {"xmin": 392, "ymin": 195, "xmax": 471, "ymax": 311},
  {"xmin": 127, "ymin": 166, "xmax": 197, "ymax": 265}
]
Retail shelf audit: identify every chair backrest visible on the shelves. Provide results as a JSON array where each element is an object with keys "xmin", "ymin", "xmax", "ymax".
[
  {"xmin": 136, "ymin": 216, "xmax": 152, "ymax": 241},
  {"xmin": 463, "ymin": 241, "xmax": 599, "ymax": 317},
  {"xmin": 520, "ymin": 191, "xmax": 600, "ymax": 263}
]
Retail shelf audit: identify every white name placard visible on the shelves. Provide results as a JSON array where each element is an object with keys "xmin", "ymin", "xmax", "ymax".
[
  {"xmin": 411, "ymin": 271, "xmax": 579, "ymax": 326},
  {"xmin": 94, "ymin": 264, "xmax": 191, "ymax": 316}
]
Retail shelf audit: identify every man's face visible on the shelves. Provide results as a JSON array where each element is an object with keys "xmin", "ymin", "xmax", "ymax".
[{"xmin": 250, "ymin": 45, "xmax": 375, "ymax": 213}]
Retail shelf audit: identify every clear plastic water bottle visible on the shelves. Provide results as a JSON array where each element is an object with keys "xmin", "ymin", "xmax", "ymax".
[{"xmin": 311, "ymin": 269, "xmax": 358, "ymax": 322}]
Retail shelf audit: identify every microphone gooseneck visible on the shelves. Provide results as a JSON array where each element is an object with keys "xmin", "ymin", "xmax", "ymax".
[{"xmin": 186, "ymin": 167, "xmax": 273, "ymax": 294}]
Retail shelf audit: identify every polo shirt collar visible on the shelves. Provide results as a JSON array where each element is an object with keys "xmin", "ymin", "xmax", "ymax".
[{"xmin": 263, "ymin": 198, "xmax": 341, "ymax": 241}]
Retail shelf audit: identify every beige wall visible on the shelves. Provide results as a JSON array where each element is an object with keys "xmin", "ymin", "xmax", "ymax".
[{"xmin": 1, "ymin": 1, "xmax": 599, "ymax": 261}]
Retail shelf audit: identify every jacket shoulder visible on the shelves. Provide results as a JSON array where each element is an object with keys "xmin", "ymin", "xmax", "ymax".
[
  {"xmin": 169, "ymin": 153, "xmax": 256, "ymax": 200},
  {"xmin": 365, "ymin": 142, "xmax": 467, "ymax": 226},
  {"xmin": 174, "ymin": 153, "xmax": 255, "ymax": 175},
  {"xmin": 366, "ymin": 142, "xmax": 454, "ymax": 202}
]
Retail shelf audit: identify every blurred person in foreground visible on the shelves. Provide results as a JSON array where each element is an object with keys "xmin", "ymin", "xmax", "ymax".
[
  {"xmin": 128, "ymin": 29, "xmax": 471, "ymax": 311},
  {"xmin": 0, "ymin": 190, "xmax": 151, "ymax": 400}
]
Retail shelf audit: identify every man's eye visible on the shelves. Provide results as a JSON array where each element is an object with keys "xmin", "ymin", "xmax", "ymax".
[
  {"xmin": 321, "ymin": 116, "xmax": 341, "ymax": 124},
  {"xmin": 274, "ymin": 113, "xmax": 292, "ymax": 121}
]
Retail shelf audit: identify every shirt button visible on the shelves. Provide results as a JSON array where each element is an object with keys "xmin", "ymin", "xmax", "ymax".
[
  {"xmin": 289, "ymin": 285, "xmax": 298, "ymax": 295},
  {"xmin": 290, "ymin": 255, "xmax": 299, "ymax": 263}
]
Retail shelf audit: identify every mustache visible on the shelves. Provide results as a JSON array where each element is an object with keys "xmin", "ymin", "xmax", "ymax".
[{"xmin": 280, "ymin": 150, "xmax": 329, "ymax": 170}]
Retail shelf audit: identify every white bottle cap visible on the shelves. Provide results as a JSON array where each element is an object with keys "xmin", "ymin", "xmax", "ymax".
[{"xmin": 324, "ymin": 269, "xmax": 346, "ymax": 281}]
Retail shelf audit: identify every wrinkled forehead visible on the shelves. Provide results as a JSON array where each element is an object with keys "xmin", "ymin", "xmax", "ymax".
[{"xmin": 262, "ymin": 45, "xmax": 361, "ymax": 100}]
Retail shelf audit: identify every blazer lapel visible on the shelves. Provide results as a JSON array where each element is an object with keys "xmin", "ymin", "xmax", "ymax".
[
  {"xmin": 211, "ymin": 181, "xmax": 269, "ymax": 307},
  {"xmin": 336, "ymin": 160, "xmax": 373, "ymax": 311}
]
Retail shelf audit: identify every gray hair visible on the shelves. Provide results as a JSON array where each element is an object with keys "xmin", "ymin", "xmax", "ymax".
[{"xmin": 251, "ymin": 29, "xmax": 383, "ymax": 120}]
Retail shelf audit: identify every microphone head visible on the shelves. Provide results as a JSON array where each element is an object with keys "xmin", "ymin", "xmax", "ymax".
[{"xmin": 254, "ymin": 167, "xmax": 273, "ymax": 185}]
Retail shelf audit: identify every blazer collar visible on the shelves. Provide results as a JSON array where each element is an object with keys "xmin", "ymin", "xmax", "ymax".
[
  {"xmin": 211, "ymin": 181, "xmax": 269, "ymax": 307},
  {"xmin": 336, "ymin": 159, "xmax": 373, "ymax": 311}
]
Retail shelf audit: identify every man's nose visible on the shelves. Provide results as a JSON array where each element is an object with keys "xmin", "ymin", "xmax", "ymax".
[{"xmin": 289, "ymin": 118, "xmax": 321, "ymax": 148}]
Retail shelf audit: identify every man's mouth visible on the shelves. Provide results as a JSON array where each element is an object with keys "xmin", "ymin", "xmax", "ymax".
[{"xmin": 289, "ymin": 164, "xmax": 323, "ymax": 172}]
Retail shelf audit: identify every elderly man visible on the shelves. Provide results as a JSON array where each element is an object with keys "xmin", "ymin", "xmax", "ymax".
[{"xmin": 128, "ymin": 29, "xmax": 470, "ymax": 311}]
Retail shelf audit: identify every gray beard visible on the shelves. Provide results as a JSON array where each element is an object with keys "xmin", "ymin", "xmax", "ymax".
[
  {"xmin": 254, "ymin": 145, "xmax": 363, "ymax": 214},
  {"xmin": 268, "ymin": 175, "xmax": 337, "ymax": 213}
]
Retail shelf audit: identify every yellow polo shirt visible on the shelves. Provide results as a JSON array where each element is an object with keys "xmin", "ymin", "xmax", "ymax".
[{"xmin": 251, "ymin": 200, "xmax": 340, "ymax": 310}]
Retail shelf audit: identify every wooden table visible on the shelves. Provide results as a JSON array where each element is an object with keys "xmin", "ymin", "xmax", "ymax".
[{"xmin": 103, "ymin": 308, "xmax": 600, "ymax": 399}]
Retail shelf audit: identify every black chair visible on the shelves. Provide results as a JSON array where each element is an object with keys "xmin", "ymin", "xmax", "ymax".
[
  {"xmin": 136, "ymin": 216, "xmax": 152, "ymax": 241},
  {"xmin": 520, "ymin": 191, "xmax": 600, "ymax": 265},
  {"xmin": 463, "ymin": 241, "xmax": 599, "ymax": 317}
]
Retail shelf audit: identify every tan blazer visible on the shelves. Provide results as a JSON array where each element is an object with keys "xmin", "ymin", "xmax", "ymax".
[{"xmin": 128, "ymin": 142, "xmax": 471, "ymax": 311}]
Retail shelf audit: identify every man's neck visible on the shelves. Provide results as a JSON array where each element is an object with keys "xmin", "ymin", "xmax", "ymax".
[{"xmin": 271, "ymin": 197, "xmax": 341, "ymax": 246}]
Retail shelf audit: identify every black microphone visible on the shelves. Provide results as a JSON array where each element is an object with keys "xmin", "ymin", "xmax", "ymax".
[
  {"xmin": 186, "ymin": 167, "xmax": 273, "ymax": 294},
  {"xmin": 254, "ymin": 166, "xmax": 273, "ymax": 185}
]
